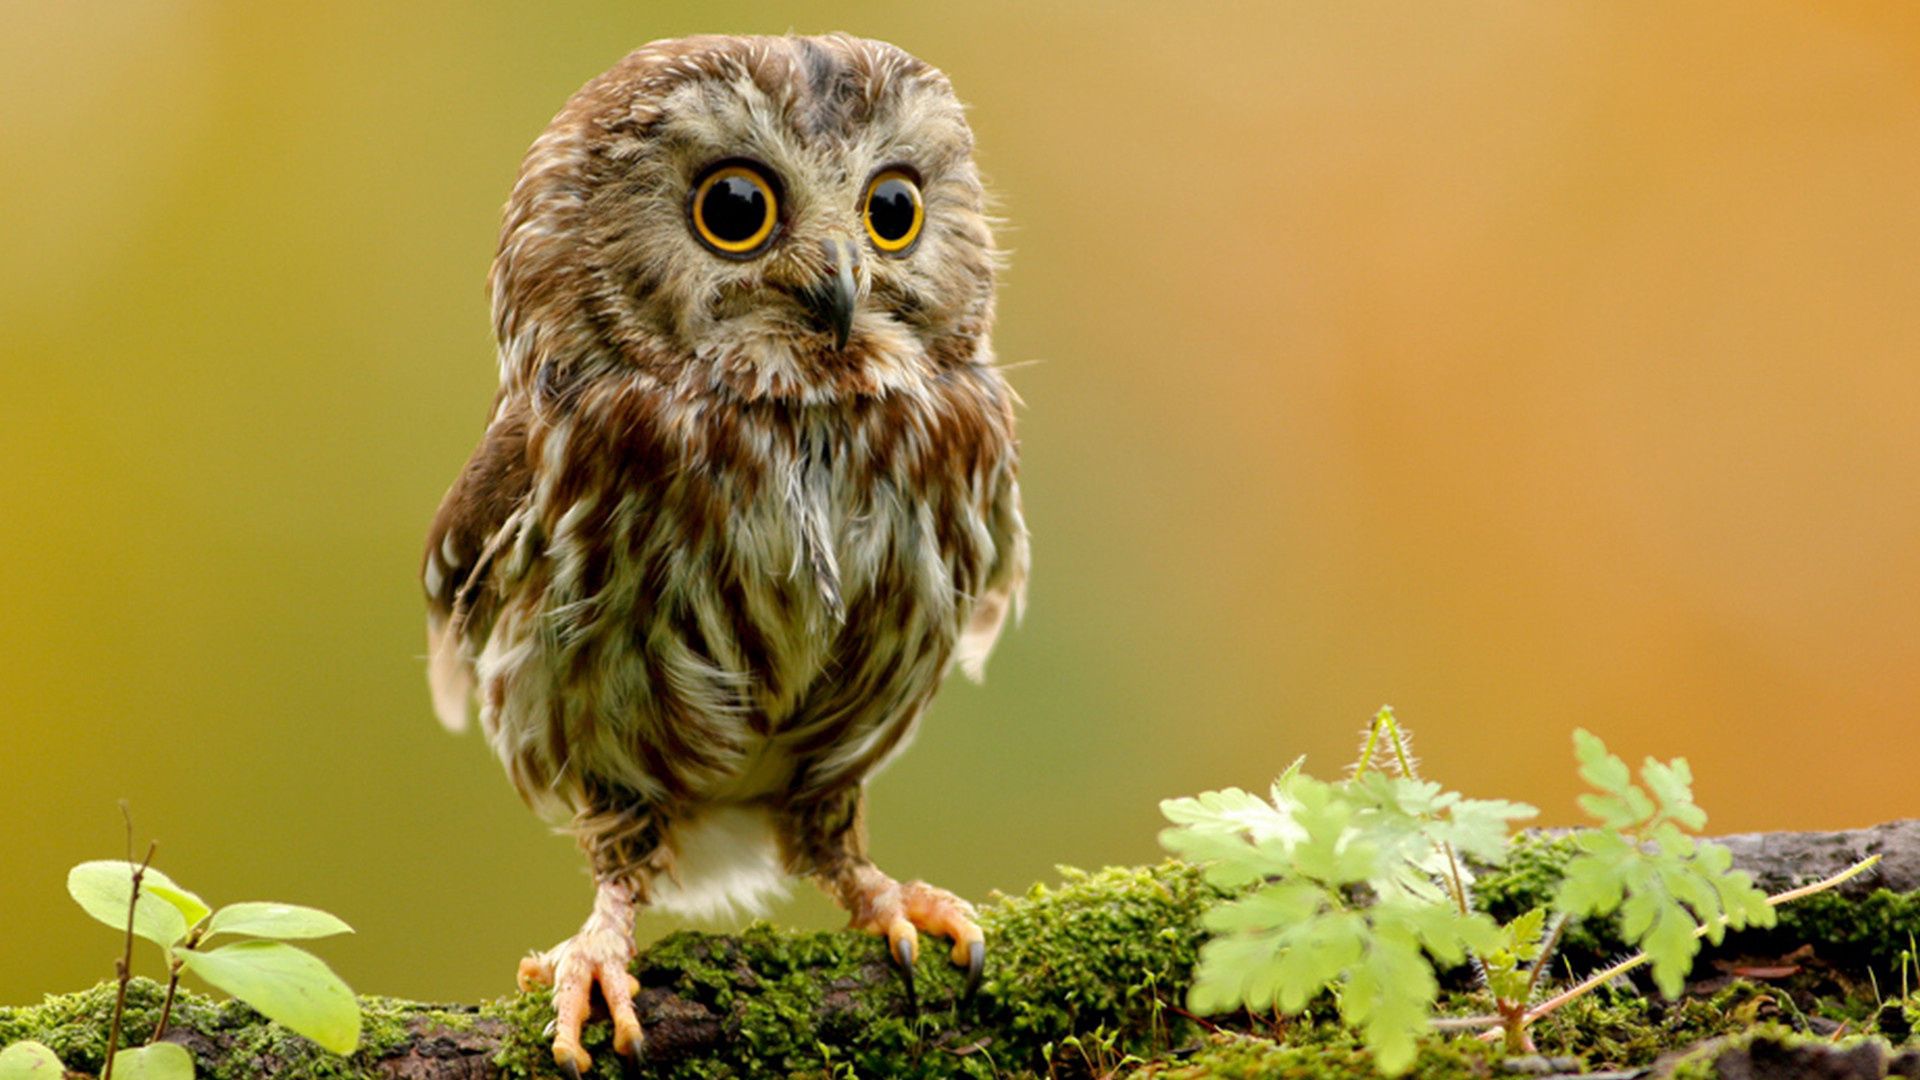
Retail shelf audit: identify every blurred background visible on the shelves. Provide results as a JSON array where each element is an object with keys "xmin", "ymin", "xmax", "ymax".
[{"xmin": 4, "ymin": 0, "xmax": 1918, "ymax": 1006}]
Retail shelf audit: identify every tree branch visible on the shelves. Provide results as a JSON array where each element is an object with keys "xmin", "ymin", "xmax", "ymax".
[{"xmin": 3, "ymin": 823, "xmax": 1919, "ymax": 1078}]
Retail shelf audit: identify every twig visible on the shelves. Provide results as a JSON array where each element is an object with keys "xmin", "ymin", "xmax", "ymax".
[{"xmin": 104, "ymin": 805, "xmax": 157, "ymax": 1080}]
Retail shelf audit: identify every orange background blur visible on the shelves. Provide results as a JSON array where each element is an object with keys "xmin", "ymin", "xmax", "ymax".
[{"xmin": 4, "ymin": 1, "xmax": 1917, "ymax": 1007}]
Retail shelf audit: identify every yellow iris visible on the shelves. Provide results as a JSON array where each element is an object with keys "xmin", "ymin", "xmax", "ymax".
[
  {"xmin": 863, "ymin": 169, "xmax": 924, "ymax": 254},
  {"xmin": 691, "ymin": 163, "xmax": 779, "ymax": 256}
]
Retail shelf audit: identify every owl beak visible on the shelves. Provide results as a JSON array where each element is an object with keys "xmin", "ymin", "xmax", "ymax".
[{"xmin": 802, "ymin": 238, "xmax": 859, "ymax": 350}]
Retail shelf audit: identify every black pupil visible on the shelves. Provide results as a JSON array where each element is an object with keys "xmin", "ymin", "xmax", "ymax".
[
  {"xmin": 868, "ymin": 179, "xmax": 917, "ymax": 242},
  {"xmin": 702, "ymin": 175, "xmax": 769, "ymax": 244}
]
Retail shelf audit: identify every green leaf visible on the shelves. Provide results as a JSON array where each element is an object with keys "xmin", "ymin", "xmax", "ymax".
[
  {"xmin": 179, "ymin": 941, "xmax": 360, "ymax": 1053},
  {"xmin": 1618, "ymin": 889, "xmax": 1661, "ymax": 943},
  {"xmin": 1576, "ymin": 792, "xmax": 1641, "ymax": 831},
  {"xmin": 0, "ymin": 1041, "xmax": 66, "ymax": 1080},
  {"xmin": 207, "ymin": 903, "xmax": 353, "ymax": 941},
  {"xmin": 1572, "ymin": 729, "xmax": 1632, "ymax": 795},
  {"xmin": 1159, "ymin": 785, "xmax": 1313, "ymax": 889},
  {"xmin": 1341, "ymin": 928, "xmax": 1435, "ymax": 1077},
  {"xmin": 1555, "ymin": 832, "xmax": 1632, "ymax": 917},
  {"xmin": 110, "ymin": 1043, "xmax": 195, "ymax": 1080},
  {"xmin": 1190, "ymin": 932, "xmax": 1285, "ymax": 1014},
  {"xmin": 1641, "ymin": 899, "xmax": 1699, "ymax": 998},
  {"xmin": 1660, "ymin": 863, "xmax": 1724, "ymax": 942},
  {"xmin": 1438, "ymin": 797, "xmax": 1537, "ymax": 863},
  {"xmin": 1271, "ymin": 911, "xmax": 1367, "ymax": 1013},
  {"xmin": 1707, "ymin": 863, "xmax": 1776, "ymax": 932},
  {"xmin": 1199, "ymin": 882, "xmax": 1325, "ymax": 934},
  {"xmin": 1504, "ymin": 907, "xmax": 1548, "ymax": 962},
  {"xmin": 1483, "ymin": 908, "xmax": 1548, "ymax": 1003},
  {"xmin": 1159, "ymin": 788, "xmax": 1304, "ymax": 845},
  {"xmin": 1156, "ymin": 829, "xmax": 1271, "ymax": 889},
  {"xmin": 1389, "ymin": 901, "xmax": 1499, "ymax": 967},
  {"xmin": 1639, "ymin": 758, "xmax": 1709, "ymax": 831},
  {"xmin": 146, "ymin": 883, "xmax": 212, "ymax": 933},
  {"xmin": 1456, "ymin": 909, "xmax": 1507, "ymax": 957},
  {"xmin": 67, "ymin": 861, "xmax": 190, "ymax": 949}
]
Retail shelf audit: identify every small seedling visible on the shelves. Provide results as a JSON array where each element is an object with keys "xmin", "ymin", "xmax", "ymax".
[
  {"xmin": 1159, "ymin": 708, "xmax": 1877, "ymax": 1075},
  {"xmin": 0, "ymin": 842, "xmax": 360, "ymax": 1080}
]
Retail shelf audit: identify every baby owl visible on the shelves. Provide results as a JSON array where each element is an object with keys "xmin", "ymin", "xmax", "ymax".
[{"xmin": 421, "ymin": 33, "xmax": 1028, "ymax": 1075}]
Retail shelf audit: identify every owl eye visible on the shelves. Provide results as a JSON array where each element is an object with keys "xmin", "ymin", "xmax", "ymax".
[
  {"xmin": 690, "ymin": 162, "xmax": 780, "ymax": 257},
  {"xmin": 862, "ymin": 169, "xmax": 924, "ymax": 255}
]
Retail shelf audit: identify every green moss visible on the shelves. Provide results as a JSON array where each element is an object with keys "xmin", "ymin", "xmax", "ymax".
[
  {"xmin": 1122, "ymin": 1029, "xmax": 1503, "ymax": 1080},
  {"xmin": 478, "ymin": 989, "xmax": 570, "ymax": 1078},
  {"xmin": 1766, "ymin": 888, "xmax": 1920, "ymax": 968},
  {"xmin": 485, "ymin": 863, "xmax": 1217, "ymax": 1079},
  {"xmin": 977, "ymin": 863, "xmax": 1215, "ymax": 1061},
  {"xmin": 1516, "ymin": 980, "xmax": 1811, "ymax": 1066},
  {"xmin": 1474, "ymin": 835, "xmax": 1920, "ymax": 978},
  {"xmin": 0, "ymin": 979, "xmax": 507, "ymax": 1079}
]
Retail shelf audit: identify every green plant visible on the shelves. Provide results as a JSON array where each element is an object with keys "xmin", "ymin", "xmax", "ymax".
[
  {"xmin": 1158, "ymin": 708, "xmax": 1875, "ymax": 1075},
  {"xmin": 0, "ymin": 841, "xmax": 360, "ymax": 1080}
]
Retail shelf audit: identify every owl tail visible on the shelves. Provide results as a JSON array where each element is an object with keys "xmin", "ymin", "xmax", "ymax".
[{"xmin": 426, "ymin": 612, "xmax": 475, "ymax": 732}]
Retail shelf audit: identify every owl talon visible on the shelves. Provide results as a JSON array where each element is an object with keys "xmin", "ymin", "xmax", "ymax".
[
  {"xmin": 962, "ymin": 939, "xmax": 986, "ymax": 1002},
  {"xmin": 558, "ymin": 1062, "xmax": 583, "ymax": 1080},
  {"xmin": 898, "ymin": 960, "xmax": 919, "ymax": 1015}
]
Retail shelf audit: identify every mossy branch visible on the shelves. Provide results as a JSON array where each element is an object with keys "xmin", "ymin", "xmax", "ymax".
[{"xmin": 4, "ymin": 822, "xmax": 1920, "ymax": 1079}]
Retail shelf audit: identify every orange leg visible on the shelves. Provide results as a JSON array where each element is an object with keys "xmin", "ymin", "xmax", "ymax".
[
  {"xmin": 516, "ymin": 877, "xmax": 644, "ymax": 1077},
  {"xmin": 780, "ymin": 789, "xmax": 986, "ymax": 1007}
]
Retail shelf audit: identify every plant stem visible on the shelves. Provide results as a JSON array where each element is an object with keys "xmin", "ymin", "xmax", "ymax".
[
  {"xmin": 103, "ymin": 838, "xmax": 158, "ymax": 1080},
  {"xmin": 1521, "ymin": 912, "xmax": 1569, "ymax": 1005},
  {"xmin": 1440, "ymin": 842, "xmax": 1471, "ymax": 917},
  {"xmin": 1353, "ymin": 708, "xmax": 1389, "ymax": 779},
  {"xmin": 1383, "ymin": 715, "xmax": 1418, "ymax": 780},
  {"xmin": 151, "ymin": 959, "xmax": 184, "ymax": 1045},
  {"xmin": 1480, "ymin": 853, "xmax": 1882, "ymax": 1043},
  {"xmin": 1372, "ymin": 711, "xmax": 1477, "ymax": 917}
]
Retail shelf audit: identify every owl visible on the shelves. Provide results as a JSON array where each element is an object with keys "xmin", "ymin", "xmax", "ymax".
[{"xmin": 421, "ymin": 34, "xmax": 1027, "ymax": 1075}]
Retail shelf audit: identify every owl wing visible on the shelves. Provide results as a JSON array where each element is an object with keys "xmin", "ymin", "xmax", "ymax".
[
  {"xmin": 953, "ymin": 468, "xmax": 1029, "ymax": 681},
  {"xmin": 422, "ymin": 396, "xmax": 533, "ymax": 731}
]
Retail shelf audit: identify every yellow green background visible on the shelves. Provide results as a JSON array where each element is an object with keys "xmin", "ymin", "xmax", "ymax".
[{"xmin": 5, "ymin": 1, "xmax": 1918, "ymax": 1007}]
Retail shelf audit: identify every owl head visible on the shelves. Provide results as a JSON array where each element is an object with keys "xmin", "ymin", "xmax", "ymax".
[{"xmin": 491, "ymin": 34, "xmax": 998, "ymax": 404}]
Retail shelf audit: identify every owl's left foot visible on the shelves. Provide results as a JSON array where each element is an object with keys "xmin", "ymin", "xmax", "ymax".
[{"xmin": 842, "ymin": 871, "xmax": 986, "ymax": 1009}]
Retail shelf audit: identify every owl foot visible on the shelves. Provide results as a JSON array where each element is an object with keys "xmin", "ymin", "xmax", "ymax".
[
  {"xmin": 517, "ymin": 883, "xmax": 643, "ymax": 1075},
  {"xmin": 846, "ymin": 875, "xmax": 986, "ymax": 1010}
]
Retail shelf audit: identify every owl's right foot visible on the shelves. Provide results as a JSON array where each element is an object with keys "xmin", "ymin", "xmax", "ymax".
[{"xmin": 517, "ymin": 881, "xmax": 643, "ymax": 1076}]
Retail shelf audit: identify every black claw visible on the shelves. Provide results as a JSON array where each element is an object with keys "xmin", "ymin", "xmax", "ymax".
[
  {"xmin": 558, "ymin": 1061, "xmax": 583, "ymax": 1080},
  {"xmin": 889, "ymin": 936, "xmax": 920, "ymax": 1015},
  {"xmin": 900, "ymin": 965, "xmax": 919, "ymax": 1016},
  {"xmin": 962, "ymin": 940, "xmax": 986, "ymax": 1002}
]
